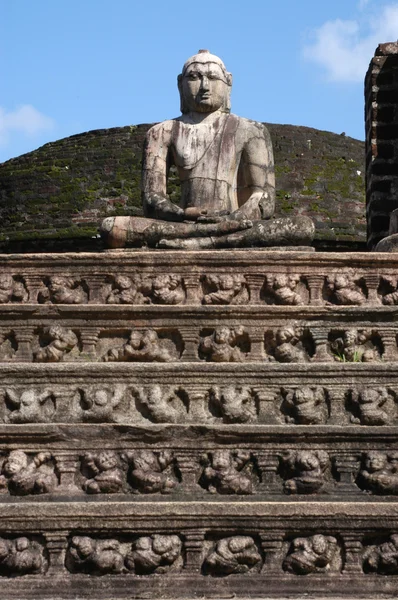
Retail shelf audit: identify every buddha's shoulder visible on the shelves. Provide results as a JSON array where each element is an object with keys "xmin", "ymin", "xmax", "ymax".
[
  {"xmin": 145, "ymin": 120, "xmax": 175, "ymax": 141},
  {"xmin": 230, "ymin": 114, "xmax": 270, "ymax": 137}
]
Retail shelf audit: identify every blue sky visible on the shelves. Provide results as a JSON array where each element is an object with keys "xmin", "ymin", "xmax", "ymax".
[{"xmin": 1, "ymin": 0, "xmax": 398, "ymax": 163}]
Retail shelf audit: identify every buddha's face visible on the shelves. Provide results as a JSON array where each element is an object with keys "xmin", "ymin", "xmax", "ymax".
[{"xmin": 181, "ymin": 62, "xmax": 229, "ymax": 113}]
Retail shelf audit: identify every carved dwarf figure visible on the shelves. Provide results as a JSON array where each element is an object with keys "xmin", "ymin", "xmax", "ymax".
[
  {"xmin": 0, "ymin": 450, "xmax": 57, "ymax": 496},
  {"xmin": 201, "ymin": 450, "xmax": 254, "ymax": 495},
  {"xmin": 199, "ymin": 326, "xmax": 247, "ymax": 362},
  {"xmin": 100, "ymin": 50, "xmax": 314, "ymax": 249},
  {"xmin": 106, "ymin": 274, "xmax": 150, "ymax": 305},
  {"xmin": 39, "ymin": 276, "xmax": 87, "ymax": 304},
  {"xmin": 350, "ymin": 387, "xmax": 392, "ymax": 426},
  {"xmin": 34, "ymin": 325, "xmax": 78, "ymax": 363},
  {"xmin": 0, "ymin": 537, "xmax": 45, "ymax": 576},
  {"xmin": 202, "ymin": 274, "xmax": 249, "ymax": 305},
  {"xmin": 380, "ymin": 276, "xmax": 398, "ymax": 306},
  {"xmin": 359, "ymin": 451, "xmax": 398, "ymax": 495},
  {"xmin": 283, "ymin": 535, "xmax": 339, "ymax": 575},
  {"xmin": 103, "ymin": 329, "xmax": 177, "ymax": 362},
  {"xmin": 5, "ymin": 388, "xmax": 55, "ymax": 423},
  {"xmin": 281, "ymin": 450, "xmax": 329, "ymax": 495},
  {"xmin": 133, "ymin": 385, "xmax": 185, "ymax": 423},
  {"xmin": 204, "ymin": 536, "xmax": 262, "ymax": 575},
  {"xmin": 125, "ymin": 535, "xmax": 182, "ymax": 574},
  {"xmin": 211, "ymin": 385, "xmax": 257, "ymax": 423},
  {"xmin": 363, "ymin": 534, "xmax": 398, "ymax": 574},
  {"xmin": 331, "ymin": 328, "xmax": 380, "ymax": 363},
  {"xmin": 82, "ymin": 451, "xmax": 124, "ymax": 494},
  {"xmin": 266, "ymin": 274, "xmax": 305, "ymax": 306},
  {"xmin": 272, "ymin": 325, "xmax": 309, "ymax": 363},
  {"xmin": 151, "ymin": 274, "xmax": 185, "ymax": 305},
  {"xmin": 67, "ymin": 536, "xmax": 124, "ymax": 575},
  {"xmin": 0, "ymin": 274, "xmax": 27, "ymax": 304},
  {"xmin": 283, "ymin": 387, "xmax": 328, "ymax": 425},
  {"xmin": 326, "ymin": 273, "xmax": 366, "ymax": 305},
  {"xmin": 80, "ymin": 385, "xmax": 125, "ymax": 422},
  {"xmin": 126, "ymin": 450, "xmax": 177, "ymax": 494}
]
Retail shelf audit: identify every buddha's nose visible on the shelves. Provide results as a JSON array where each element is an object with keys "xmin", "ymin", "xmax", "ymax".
[{"xmin": 200, "ymin": 75, "xmax": 210, "ymax": 90}]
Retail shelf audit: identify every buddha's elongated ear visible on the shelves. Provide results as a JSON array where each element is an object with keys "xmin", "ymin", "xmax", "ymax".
[
  {"xmin": 177, "ymin": 74, "xmax": 187, "ymax": 114},
  {"xmin": 226, "ymin": 72, "xmax": 233, "ymax": 87}
]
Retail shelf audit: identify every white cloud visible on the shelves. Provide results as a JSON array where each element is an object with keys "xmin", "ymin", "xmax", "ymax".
[
  {"xmin": 303, "ymin": 3, "xmax": 398, "ymax": 82},
  {"xmin": 0, "ymin": 105, "xmax": 55, "ymax": 146}
]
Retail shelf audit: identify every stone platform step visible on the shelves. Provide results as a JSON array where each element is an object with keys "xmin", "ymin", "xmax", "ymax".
[{"xmin": 0, "ymin": 502, "xmax": 396, "ymax": 598}]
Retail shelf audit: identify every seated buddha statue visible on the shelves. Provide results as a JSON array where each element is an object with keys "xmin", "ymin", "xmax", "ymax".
[{"xmin": 101, "ymin": 50, "xmax": 314, "ymax": 249}]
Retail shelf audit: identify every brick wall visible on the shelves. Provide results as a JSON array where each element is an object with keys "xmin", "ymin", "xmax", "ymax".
[{"xmin": 366, "ymin": 42, "xmax": 398, "ymax": 249}]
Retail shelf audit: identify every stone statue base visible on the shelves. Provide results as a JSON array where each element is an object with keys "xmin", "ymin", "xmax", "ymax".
[{"xmin": 101, "ymin": 215, "xmax": 315, "ymax": 250}]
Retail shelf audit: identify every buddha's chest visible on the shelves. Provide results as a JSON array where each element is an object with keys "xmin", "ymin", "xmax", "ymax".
[{"xmin": 171, "ymin": 117, "xmax": 239, "ymax": 173}]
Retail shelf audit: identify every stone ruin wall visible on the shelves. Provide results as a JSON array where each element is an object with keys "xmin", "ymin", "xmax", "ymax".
[{"xmin": 366, "ymin": 42, "xmax": 398, "ymax": 248}]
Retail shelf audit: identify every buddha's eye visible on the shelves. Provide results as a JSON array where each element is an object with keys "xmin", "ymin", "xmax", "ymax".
[{"xmin": 187, "ymin": 73, "xmax": 199, "ymax": 80}]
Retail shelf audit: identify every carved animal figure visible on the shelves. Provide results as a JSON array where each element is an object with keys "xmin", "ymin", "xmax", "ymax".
[
  {"xmin": 202, "ymin": 274, "xmax": 249, "ymax": 305},
  {"xmin": 126, "ymin": 450, "xmax": 177, "ymax": 494},
  {"xmin": 201, "ymin": 450, "xmax": 254, "ymax": 495},
  {"xmin": 283, "ymin": 387, "xmax": 327, "ymax": 425},
  {"xmin": 326, "ymin": 274, "xmax": 366, "ymax": 305},
  {"xmin": 5, "ymin": 388, "xmax": 55, "ymax": 423},
  {"xmin": 350, "ymin": 387, "xmax": 392, "ymax": 425},
  {"xmin": 0, "ymin": 537, "xmax": 45, "ymax": 575},
  {"xmin": 82, "ymin": 451, "xmax": 124, "ymax": 494},
  {"xmin": 133, "ymin": 385, "xmax": 184, "ymax": 423},
  {"xmin": 67, "ymin": 536, "xmax": 124, "ymax": 575},
  {"xmin": 199, "ymin": 327, "xmax": 247, "ymax": 362},
  {"xmin": 103, "ymin": 329, "xmax": 177, "ymax": 362},
  {"xmin": 359, "ymin": 451, "xmax": 398, "ymax": 495},
  {"xmin": 266, "ymin": 274, "xmax": 304, "ymax": 305},
  {"xmin": 211, "ymin": 385, "xmax": 257, "ymax": 423},
  {"xmin": 283, "ymin": 535, "xmax": 339, "ymax": 575},
  {"xmin": 39, "ymin": 276, "xmax": 87, "ymax": 304},
  {"xmin": 80, "ymin": 385, "xmax": 125, "ymax": 422},
  {"xmin": 281, "ymin": 451, "xmax": 329, "ymax": 495},
  {"xmin": 204, "ymin": 536, "xmax": 262, "ymax": 575},
  {"xmin": 363, "ymin": 534, "xmax": 398, "ymax": 574},
  {"xmin": 0, "ymin": 275, "xmax": 27, "ymax": 304},
  {"xmin": 0, "ymin": 450, "xmax": 57, "ymax": 495},
  {"xmin": 125, "ymin": 535, "xmax": 182, "ymax": 574},
  {"xmin": 34, "ymin": 325, "xmax": 78, "ymax": 362},
  {"xmin": 151, "ymin": 274, "xmax": 185, "ymax": 304},
  {"xmin": 273, "ymin": 325, "xmax": 309, "ymax": 363}
]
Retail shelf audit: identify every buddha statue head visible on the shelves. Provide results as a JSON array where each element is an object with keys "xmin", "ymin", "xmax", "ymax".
[{"xmin": 178, "ymin": 49, "xmax": 232, "ymax": 114}]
